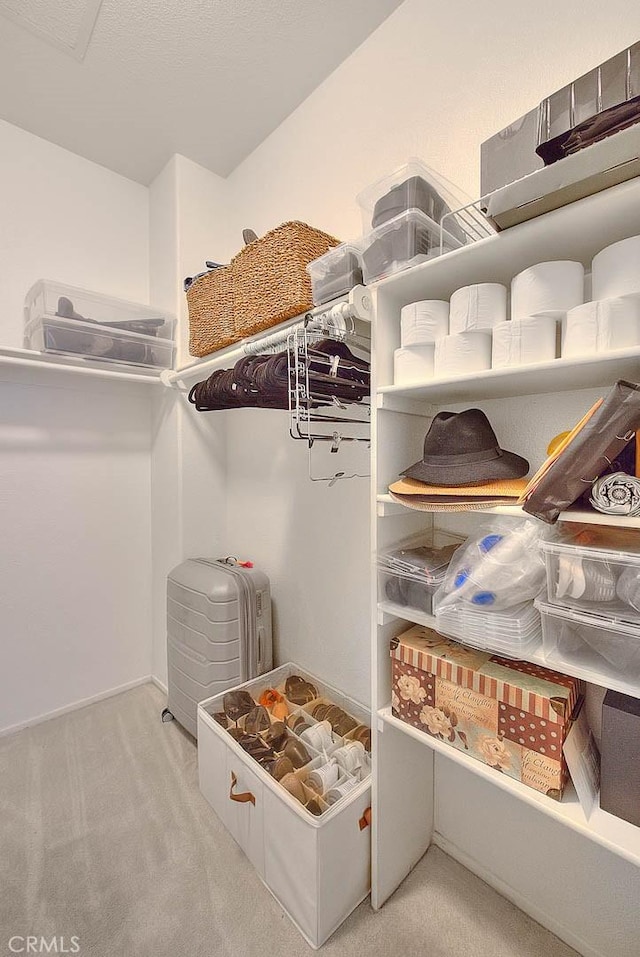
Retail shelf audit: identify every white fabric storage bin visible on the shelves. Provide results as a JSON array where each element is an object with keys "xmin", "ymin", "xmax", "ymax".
[{"xmin": 198, "ymin": 662, "xmax": 371, "ymax": 949}]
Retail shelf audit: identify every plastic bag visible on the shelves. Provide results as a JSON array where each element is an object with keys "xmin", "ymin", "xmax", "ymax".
[{"xmin": 433, "ymin": 519, "xmax": 549, "ymax": 612}]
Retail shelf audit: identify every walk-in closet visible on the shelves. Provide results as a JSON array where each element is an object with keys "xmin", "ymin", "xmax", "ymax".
[{"xmin": 2, "ymin": 3, "xmax": 640, "ymax": 956}]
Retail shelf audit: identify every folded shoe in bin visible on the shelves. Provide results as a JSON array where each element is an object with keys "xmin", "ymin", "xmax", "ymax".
[
  {"xmin": 56, "ymin": 296, "xmax": 166, "ymax": 337},
  {"xmin": 371, "ymin": 175, "xmax": 464, "ymax": 242},
  {"xmin": 556, "ymin": 554, "xmax": 617, "ymax": 603},
  {"xmin": 285, "ymin": 674, "xmax": 318, "ymax": 704},
  {"xmin": 362, "ymin": 210, "xmax": 456, "ymax": 283},
  {"xmin": 223, "ymin": 689, "xmax": 256, "ymax": 722},
  {"xmin": 307, "ymin": 245, "xmax": 363, "ymax": 306}
]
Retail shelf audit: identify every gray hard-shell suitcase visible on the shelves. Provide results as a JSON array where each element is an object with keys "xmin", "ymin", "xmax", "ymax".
[{"xmin": 164, "ymin": 558, "xmax": 273, "ymax": 737}]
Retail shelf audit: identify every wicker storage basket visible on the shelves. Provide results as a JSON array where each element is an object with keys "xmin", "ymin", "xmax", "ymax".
[
  {"xmin": 187, "ymin": 264, "xmax": 236, "ymax": 357},
  {"xmin": 232, "ymin": 221, "xmax": 339, "ymax": 339}
]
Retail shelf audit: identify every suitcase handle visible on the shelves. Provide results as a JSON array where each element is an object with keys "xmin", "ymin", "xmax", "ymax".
[{"xmin": 229, "ymin": 771, "xmax": 256, "ymax": 806}]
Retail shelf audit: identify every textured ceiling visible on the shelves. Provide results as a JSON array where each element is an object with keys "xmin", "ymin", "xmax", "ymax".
[{"xmin": 0, "ymin": 0, "xmax": 403, "ymax": 184}]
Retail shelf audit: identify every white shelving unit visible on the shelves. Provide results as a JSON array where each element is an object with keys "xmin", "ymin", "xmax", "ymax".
[
  {"xmin": 378, "ymin": 706, "xmax": 640, "ymax": 869},
  {"xmin": 370, "ymin": 178, "xmax": 640, "ymax": 957},
  {"xmin": 376, "ymin": 493, "xmax": 640, "ymax": 527}
]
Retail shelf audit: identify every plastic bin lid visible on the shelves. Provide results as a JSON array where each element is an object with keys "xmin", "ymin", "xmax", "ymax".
[
  {"xmin": 535, "ymin": 598, "xmax": 640, "ymax": 636},
  {"xmin": 357, "ymin": 158, "xmax": 468, "ymax": 220},
  {"xmin": 307, "ymin": 242, "xmax": 363, "ymax": 271},
  {"xmin": 539, "ymin": 525, "xmax": 640, "ymax": 564}
]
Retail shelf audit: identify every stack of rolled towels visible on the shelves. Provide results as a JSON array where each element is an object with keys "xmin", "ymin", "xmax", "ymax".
[{"xmin": 392, "ymin": 233, "xmax": 640, "ymax": 386}]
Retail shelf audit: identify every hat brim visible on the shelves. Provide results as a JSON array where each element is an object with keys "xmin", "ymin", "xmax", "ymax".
[
  {"xmin": 388, "ymin": 491, "xmax": 522, "ymax": 512},
  {"xmin": 400, "ymin": 450, "xmax": 529, "ymax": 487},
  {"xmin": 389, "ymin": 476, "xmax": 529, "ymax": 498}
]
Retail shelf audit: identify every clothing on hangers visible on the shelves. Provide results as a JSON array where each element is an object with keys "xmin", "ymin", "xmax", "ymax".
[{"xmin": 188, "ymin": 339, "xmax": 370, "ymax": 413}]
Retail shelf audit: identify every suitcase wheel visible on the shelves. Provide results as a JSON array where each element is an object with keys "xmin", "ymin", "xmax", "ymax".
[{"xmin": 161, "ymin": 708, "xmax": 174, "ymax": 723}]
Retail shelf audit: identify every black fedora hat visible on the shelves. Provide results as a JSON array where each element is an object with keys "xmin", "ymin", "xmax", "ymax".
[{"xmin": 401, "ymin": 409, "xmax": 529, "ymax": 487}]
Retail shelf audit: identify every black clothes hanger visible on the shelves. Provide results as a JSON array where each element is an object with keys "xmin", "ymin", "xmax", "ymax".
[{"xmin": 188, "ymin": 329, "xmax": 371, "ymax": 413}]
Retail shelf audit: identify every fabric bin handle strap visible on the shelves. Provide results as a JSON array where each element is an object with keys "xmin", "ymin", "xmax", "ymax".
[{"xmin": 229, "ymin": 771, "xmax": 256, "ymax": 806}]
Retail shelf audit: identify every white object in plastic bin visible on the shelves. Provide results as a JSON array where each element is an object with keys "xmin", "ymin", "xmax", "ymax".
[
  {"xmin": 536, "ymin": 599, "xmax": 640, "ymax": 679},
  {"xmin": 592, "ymin": 235, "xmax": 640, "ymax": 300},
  {"xmin": 539, "ymin": 530, "xmax": 640, "ymax": 622},
  {"xmin": 434, "ymin": 332, "xmax": 492, "ymax": 377},
  {"xmin": 400, "ymin": 300, "xmax": 449, "ymax": 346},
  {"xmin": 197, "ymin": 663, "xmax": 371, "ymax": 949},
  {"xmin": 511, "ymin": 261, "xmax": 584, "ymax": 321},
  {"xmin": 449, "ymin": 283, "xmax": 508, "ymax": 335},
  {"xmin": 563, "ymin": 297, "xmax": 640, "ymax": 358},
  {"xmin": 492, "ymin": 316, "xmax": 559, "ymax": 368},
  {"xmin": 394, "ymin": 345, "xmax": 435, "ymax": 384}
]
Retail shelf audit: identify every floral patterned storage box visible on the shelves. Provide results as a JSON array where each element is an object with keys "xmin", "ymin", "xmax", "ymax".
[{"xmin": 390, "ymin": 625, "xmax": 584, "ymax": 799}]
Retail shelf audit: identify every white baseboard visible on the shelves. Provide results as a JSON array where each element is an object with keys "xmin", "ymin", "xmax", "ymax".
[
  {"xmin": 151, "ymin": 675, "xmax": 168, "ymax": 695},
  {"xmin": 433, "ymin": 832, "xmax": 602, "ymax": 957},
  {"xmin": 0, "ymin": 676, "xmax": 153, "ymax": 739}
]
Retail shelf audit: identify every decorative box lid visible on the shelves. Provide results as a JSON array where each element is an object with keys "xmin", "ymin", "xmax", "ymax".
[{"xmin": 390, "ymin": 625, "xmax": 583, "ymax": 724}]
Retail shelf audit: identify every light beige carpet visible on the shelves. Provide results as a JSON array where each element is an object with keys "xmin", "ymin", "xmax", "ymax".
[{"xmin": 0, "ymin": 684, "xmax": 577, "ymax": 957}]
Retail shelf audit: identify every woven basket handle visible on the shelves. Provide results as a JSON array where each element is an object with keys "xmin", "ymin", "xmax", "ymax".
[
  {"xmin": 229, "ymin": 771, "xmax": 256, "ymax": 806},
  {"xmin": 242, "ymin": 228, "xmax": 259, "ymax": 246}
]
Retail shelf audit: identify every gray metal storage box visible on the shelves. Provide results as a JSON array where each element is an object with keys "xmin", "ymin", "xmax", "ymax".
[{"xmin": 166, "ymin": 558, "xmax": 272, "ymax": 736}]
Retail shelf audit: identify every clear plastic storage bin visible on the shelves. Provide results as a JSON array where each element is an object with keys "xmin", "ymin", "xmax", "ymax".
[
  {"xmin": 356, "ymin": 158, "xmax": 467, "ymax": 239},
  {"xmin": 539, "ymin": 525, "xmax": 640, "ymax": 623},
  {"xmin": 306, "ymin": 243, "xmax": 363, "ymax": 306},
  {"xmin": 378, "ymin": 529, "xmax": 463, "ymax": 618},
  {"xmin": 24, "ymin": 280, "xmax": 176, "ymax": 369},
  {"xmin": 536, "ymin": 598, "xmax": 640, "ymax": 680},
  {"xmin": 434, "ymin": 600, "xmax": 543, "ymax": 657},
  {"xmin": 361, "ymin": 209, "xmax": 462, "ymax": 284}
]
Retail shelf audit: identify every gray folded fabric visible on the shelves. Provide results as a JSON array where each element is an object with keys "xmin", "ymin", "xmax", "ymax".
[{"xmin": 590, "ymin": 471, "xmax": 640, "ymax": 516}]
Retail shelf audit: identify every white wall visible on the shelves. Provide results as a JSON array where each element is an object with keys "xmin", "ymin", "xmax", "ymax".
[
  {"xmin": 149, "ymin": 156, "xmax": 230, "ymax": 688},
  {"xmin": 0, "ymin": 120, "xmax": 153, "ymax": 732},
  {"xmin": 0, "ymin": 376, "xmax": 153, "ymax": 733},
  {"xmin": 0, "ymin": 119, "xmax": 149, "ymax": 349},
  {"xmin": 175, "ymin": 155, "xmax": 234, "ymax": 366},
  {"xmin": 227, "ymin": 0, "xmax": 640, "ymax": 240}
]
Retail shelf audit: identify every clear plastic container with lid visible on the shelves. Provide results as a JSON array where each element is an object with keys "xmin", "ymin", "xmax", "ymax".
[
  {"xmin": 536, "ymin": 598, "xmax": 640, "ymax": 680},
  {"xmin": 306, "ymin": 243, "xmax": 363, "ymax": 306},
  {"xmin": 378, "ymin": 529, "xmax": 463, "ymax": 618},
  {"xmin": 434, "ymin": 600, "xmax": 543, "ymax": 657},
  {"xmin": 357, "ymin": 158, "xmax": 469, "ymax": 237},
  {"xmin": 24, "ymin": 280, "xmax": 176, "ymax": 369},
  {"xmin": 539, "ymin": 524, "xmax": 640, "ymax": 623},
  {"xmin": 361, "ymin": 209, "xmax": 463, "ymax": 284}
]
